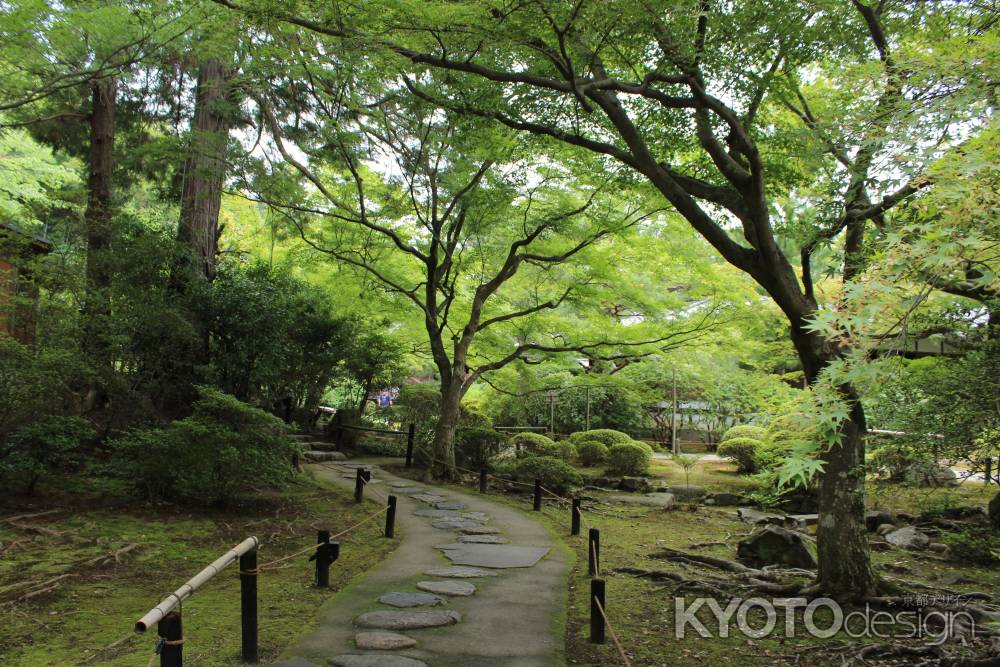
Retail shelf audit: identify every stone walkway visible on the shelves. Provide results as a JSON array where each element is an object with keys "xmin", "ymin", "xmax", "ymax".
[{"xmin": 271, "ymin": 460, "xmax": 568, "ymax": 667}]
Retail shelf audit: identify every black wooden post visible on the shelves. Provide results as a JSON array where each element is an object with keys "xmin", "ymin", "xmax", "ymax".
[
  {"xmin": 354, "ymin": 468, "xmax": 371, "ymax": 503},
  {"xmin": 239, "ymin": 549, "xmax": 258, "ymax": 663},
  {"xmin": 533, "ymin": 479, "xmax": 542, "ymax": 511},
  {"xmin": 588, "ymin": 528, "xmax": 600, "ymax": 576},
  {"xmin": 571, "ymin": 498, "xmax": 581, "ymax": 536},
  {"xmin": 985, "ymin": 457, "xmax": 993, "ymax": 485},
  {"xmin": 405, "ymin": 423, "xmax": 415, "ymax": 468},
  {"xmin": 479, "ymin": 469, "xmax": 488, "ymax": 493},
  {"xmin": 590, "ymin": 578, "xmax": 606, "ymax": 644},
  {"xmin": 314, "ymin": 530, "xmax": 331, "ymax": 587},
  {"xmin": 385, "ymin": 495, "xmax": 397, "ymax": 538},
  {"xmin": 158, "ymin": 610, "xmax": 183, "ymax": 667}
]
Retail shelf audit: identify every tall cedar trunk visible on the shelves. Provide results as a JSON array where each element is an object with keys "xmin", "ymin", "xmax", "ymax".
[
  {"xmin": 177, "ymin": 59, "xmax": 231, "ymax": 285},
  {"xmin": 431, "ymin": 377, "xmax": 462, "ymax": 478},
  {"xmin": 82, "ymin": 77, "xmax": 116, "ymax": 408},
  {"xmin": 789, "ymin": 321, "xmax": 880, "ymax": 599},
  {"xmin": 166, "ymin": 59, "xmax": 232, "ymax": 414}
]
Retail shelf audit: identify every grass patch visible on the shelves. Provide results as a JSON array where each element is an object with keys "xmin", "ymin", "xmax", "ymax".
[{"xmin": 0, "ymin": 471, "xmax": 397, "ymax": 666}]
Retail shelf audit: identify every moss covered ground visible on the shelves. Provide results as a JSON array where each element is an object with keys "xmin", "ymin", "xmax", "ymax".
[{"xmin": 0, "ymin": 471, "xmax": 397, "ymax": 666}]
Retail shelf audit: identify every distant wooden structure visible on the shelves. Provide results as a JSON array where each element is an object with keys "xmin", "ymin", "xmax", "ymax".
[
  {"xmin": 0, "ymin": 224, "xmax": 52, "ymax": 344},
  {"xmin": 874, "ymin": 334, "xmax": 968, "ymax": 359}
]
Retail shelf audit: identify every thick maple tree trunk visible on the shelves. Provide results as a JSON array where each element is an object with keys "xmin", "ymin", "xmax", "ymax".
[
  {"xmin": 789, "ymin": 320, "xmax": 880, "ymax": 599},
  {"xmin": 82, "ymin": 77, "xmax": 116, "ymax": 409},
  {"xmin": 430, "ymin": 377, "xmax": 461, "ymax": 479}
]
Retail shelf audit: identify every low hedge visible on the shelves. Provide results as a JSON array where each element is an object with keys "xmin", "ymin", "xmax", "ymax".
[{"xmin": 576, "ymin": 439, "xmax": 609, "ymax": 466}]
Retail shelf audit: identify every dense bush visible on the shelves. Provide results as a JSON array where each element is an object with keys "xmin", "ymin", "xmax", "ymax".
[
  {"xmin": 568, "ymin": 429, "xmax": 633, "ymax": 447},
  {"xmin": 455, "ymin": 428, "xmax": 508, "ymax": 470},
  {"xmin": 722, "ymin": 425, "xmax": 767, "ymax": 443},
  {"xmin": 111, "ymin": 386, "xmax": 295, "ymax": 506},
  {"xmin": 576, "ymin": 439, "xmax": 609, "ymax": 466},
  {"xmin": 606, "ymin": 442, "xmax": 651, "ymax": 476},
  {"xmin": 942, "ymin": 528, "xmax": 999, "ymax": 566},
  {"xmin": 1, "ymin": 416, "xmax": 94, "ymax": 493},
  {"xmin": 358, "ymin": 436, "xmax": 407, "ymax": 457},
  {"xmin": 510, "ymin": 456, "xmax": 582, "ymax": 494},
  {"xmin": 718, "ymin": 437, "xmax": 763, "ymax": 474},
  {"xmin": 200, "ymin": 261, "xmax": 356, "ymax": 418}
]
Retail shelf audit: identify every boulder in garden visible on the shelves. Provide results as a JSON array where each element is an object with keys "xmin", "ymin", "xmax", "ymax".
[{"xmin": 737, "ymin": 524, "xmax": 817, "ymax": 569}]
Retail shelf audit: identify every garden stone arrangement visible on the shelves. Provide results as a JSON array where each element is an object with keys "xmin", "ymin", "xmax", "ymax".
[{"xmin": 271, "ymin": 462, "xmax": 566, "ymax": 667}]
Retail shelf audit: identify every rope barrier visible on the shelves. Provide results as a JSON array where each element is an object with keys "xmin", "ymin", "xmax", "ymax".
[{"xmin": 593, "ymin": 595, "xmax": 632, "ymax": 667}]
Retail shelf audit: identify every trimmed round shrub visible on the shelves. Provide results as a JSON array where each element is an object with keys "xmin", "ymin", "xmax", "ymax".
[
  {"xmin": 577, "ymin": 439, "xmax": 609, "ymax": 466},
  {"xmin": 722, "ymin": 425, "xmax": 767, "ymax": 443},
  {"xmin": 512, "ymin": 456, "xmax": 582, "ymax": 494},
  {"xmin": 510, "ymin": 431, "xmax": 556, "ymax": 453},
  {"xmin": 607, "ymin": 442, "xmax": 651, "ymax": 476},
  {"xmin": 631, "ymin": 440, "xmax": 655, "ymax": 455},
  {"xmin": 454, "ymin": 427, "xmax": 508, "ymax": 470},
  {"xmin": 718, "ymin": 437, "xmax": 763, "ymax": 474},
  {"xmin": 569, "ymin": 429, "xmax": 632, "ymax": 447}
]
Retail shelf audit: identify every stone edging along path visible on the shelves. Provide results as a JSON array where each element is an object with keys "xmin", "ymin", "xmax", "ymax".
[{"xmin": 271, "ymin": 460, "xmax": 569, "ymax": 667}]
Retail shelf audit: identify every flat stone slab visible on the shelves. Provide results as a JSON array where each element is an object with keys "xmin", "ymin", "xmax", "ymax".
[
  {"xmin": 459, "ymin": 525, "xmax": 500, "ymax": 535},
  {"xmin": 355, "ymin": 609, "xmax": 461, "ymax": 630},
  {"xmin": 303, "ymin": 450, "xmax": 347, "ymax": 462},
  {"xmin": 423, "ymin": 566, "xmax": 499, "ymax": 578},
  {"xmin": 378, "ymin": 592, "xmax": 444, "ymax": 608},
  {"xmin": 434, "ymin": 501, "xmax": 466, "ymax": 511},
  {"xmin": 460, "ymin": 512, "xmax": 490, "ymax": 522},
  {"xmin": 431, "ymin": 519, "xmax": 484, "ymax": 530},
  {"xmin": 412, "ymin": 509, "xmax": 461, "ymax": 519},
  {"xmin": 436, "ymin": 543, "xmax": 550, "ymax": 569},
  {"xmin": 388, "ymin": 481, "xmax": 418, "ymax": 487},
  {"xmin": 417, "ymin": 580, "xmax": 476, "ymax": 596},
  {"xmin": 389, "ymin": 487, "xmax": 424, "ymax": 495},
  {"xmin": 458, "ymin": 535, "xmax": 508, "ymax": 544},
  {"xmin": 610, "ymin": 493, "xmax": 675, "ymax": 508},
  {"xmin": 354, "ymin": 631, "xmax": 417, "ymax": 650},
  {"xmin": 330, "ymin": 656, "xmax": 427, "ymax": 667},
  {"xmin": 412, "ymin": 493, "xmax": 447, "ymax": 504},
  {"xmin": 339, "ymin": 462, "xmax": 379, "ymax": 469}
]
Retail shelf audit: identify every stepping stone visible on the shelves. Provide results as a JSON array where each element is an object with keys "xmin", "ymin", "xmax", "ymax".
[
  {"xmin": 431, "ymin": 519, "xmax": 484, "ymax": 530},
  {"xmin": 390, "ymin": 487, "xmax": 424, "ymax": 494},
  {"xmin": 354, "ymin": 631, "xmax": 417, "ymax": 650},
  {"xmin": 417, "ymin": 580, "xmax": 476, "ymax": 596},
  {"xmin": 378, "ymin": 592, "xmax": 444, "ymax": 608},
  {"xmin": 412, "ymin": 493, "xmax": 447, "ymax": 504},
  {"xmin": 304, "ymin": 450, "xmax": 347, "ymax": 462},
  {"xmin": 412, "ymin": 509, "xmax": 461, "ymax": 518},
  {"xmin": 461, "ymin": 512, "xmax": 490, "ymax": 522},
  {"xmin": 458, "ymin": 535, "xmax": 508, "ymax": 544},
  {"xmin": 434, "ymin": 501, "xmax": 465, "ymax": 511},
  {"xmin": 340, "ymin": 462, "xmax": 380, "ymax": 469},
  {"xmin": 330, "ymin": 656, "xmax": 427, "ymax": 667},
  {"xmin": 306, "ymin": 442, "xmax": 341, "ymax": 452},
  {"xmin": 342, "ymin": 475, "xmax": 382, "ymax": 483},
  {"xmin": 458, "ymin": 525, "xmax": 500, "ymax": 535},
  {"xmin": 355, "ymin": 609, "xmax": 461, "ymax": 630},
  {"xmin": 436, "ymin": 543, "xmax": 550, "ymax": 569},
  {"xmin": 388, "ymin": 481, "xmax": 417, "ymax": 487},
  {"xmin": 424, "ymin": 566, "xmax": 499, "ymax": 578}
]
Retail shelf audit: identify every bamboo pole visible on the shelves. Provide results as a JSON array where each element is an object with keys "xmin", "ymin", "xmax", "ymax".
[{"xmin": 134, "ymin": 537, "xmax": 259, "ymax": 633}]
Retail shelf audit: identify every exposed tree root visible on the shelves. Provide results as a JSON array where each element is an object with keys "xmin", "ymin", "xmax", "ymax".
[{"xmin": 846, "ymin": 642, "xmax": 943, "ymax": 665}]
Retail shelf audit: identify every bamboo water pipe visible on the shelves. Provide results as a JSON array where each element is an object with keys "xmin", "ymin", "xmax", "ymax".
[{"xmin": 134, "ymin": 536, "xmax": 259, "ymax": 633}]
